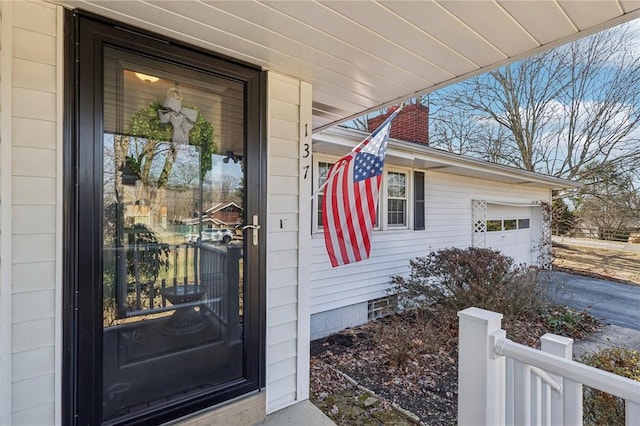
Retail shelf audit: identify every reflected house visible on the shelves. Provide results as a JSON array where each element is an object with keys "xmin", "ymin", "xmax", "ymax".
[
  {"xmin": 181, "ymin": 201, "xmax": 243, "ymax": 235},
  {"xmin": 204, "ymin": 202, "xmax": 243, "ymax": 228}
]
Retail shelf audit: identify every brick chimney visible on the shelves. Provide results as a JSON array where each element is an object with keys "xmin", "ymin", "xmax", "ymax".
[{"xmin": 367, "ymin": 102, "xmax": 429, "ymax": 145}]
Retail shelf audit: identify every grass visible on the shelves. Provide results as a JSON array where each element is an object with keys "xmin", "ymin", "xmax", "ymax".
[{"xmin": 553, "ymin": 242, "xmax": 640, "ymax": 285}]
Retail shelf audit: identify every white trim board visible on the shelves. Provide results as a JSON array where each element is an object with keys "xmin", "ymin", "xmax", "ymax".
[
  {"xmin": 296, "ymin": 81, "xmax": 312, "ymax": 402},
  {"xmin": 54, "ymin": 4, "xmax": 64, "ymax": 425},
  {"xmin": 1, "ymin": 2, "xmax": 14, "ymax": 423}
]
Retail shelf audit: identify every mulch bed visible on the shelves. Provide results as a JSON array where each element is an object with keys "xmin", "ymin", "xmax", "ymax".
[{"xmin": 310, "ymin": 305, "xmax": 599, "ymax": 425}]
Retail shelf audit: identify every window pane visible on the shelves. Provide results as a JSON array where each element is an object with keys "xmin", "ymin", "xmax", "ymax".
[
  {"xmin": 317, "ymin": 162, "xmax": 334, "ymax": 228},
  {"xmin": 317, "ymin": 194, "xmax": 324, "ymax": 227},
  {"xmin": 518, "ymin": 219, "xmax": 530, "ymax": 229},
  {"xmin": 387, "ymin": 171, "xmax": 406, "ymax": 197},
  {"xmin": 486, "ymin": 220, "xmax": 502, "ymax": 231},
  {"xmin": 387, "ymin": 171, "xmax": 407, "ymax": 226},
  {"xmin": 388, "ymin": 199, "xmax": 406, "ymax": 226},
  {"xmin": 318, "ymin": 162, "xmax": 334, "ymax": 187},
  {"xmin": 504, "ymin": 219, "xmax": 517, "ymax": 230}
]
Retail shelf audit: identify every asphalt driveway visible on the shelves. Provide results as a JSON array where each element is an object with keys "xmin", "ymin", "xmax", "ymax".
[{"xmin": 546, "ymin": 271, "xmax": 640, "ymax": 331}]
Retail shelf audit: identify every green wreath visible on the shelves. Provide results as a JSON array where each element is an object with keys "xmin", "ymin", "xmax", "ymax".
[{"xmin": 127, "ymin": 101, "xmax": 216, "ymax": 186}]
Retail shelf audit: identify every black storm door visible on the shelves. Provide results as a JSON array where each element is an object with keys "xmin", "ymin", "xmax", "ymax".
[{"xmin": 66, "ymin": 13, "xmax": 265, "ymax": 425}]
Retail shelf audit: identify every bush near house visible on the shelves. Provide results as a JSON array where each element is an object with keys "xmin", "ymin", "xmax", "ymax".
[
  {"xmin": 390, "ymin": 247, "xmax": 546, "ymax": 319},
  {"xmin": 389, "ymin": 247, "xmax": 598, "ymax": 345}
]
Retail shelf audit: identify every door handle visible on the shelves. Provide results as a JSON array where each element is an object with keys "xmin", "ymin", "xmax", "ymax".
[{"xmin": 241, "ymin": 215, "xmax": 260, "ymax": 246}]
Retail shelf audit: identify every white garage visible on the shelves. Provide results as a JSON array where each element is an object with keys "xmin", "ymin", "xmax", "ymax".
[{"xmin": 484, "ymin": 203, "xmax": 542, "ymax": 265}]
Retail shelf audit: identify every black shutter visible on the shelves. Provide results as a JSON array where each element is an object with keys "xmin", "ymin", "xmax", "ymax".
[{"xmin": 414, "ymin": 171, "xmax": 425, "ymax": 230}]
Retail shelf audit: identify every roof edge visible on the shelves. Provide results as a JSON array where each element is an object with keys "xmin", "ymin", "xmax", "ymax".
[{"xmin": 314, "ymin": 126, "xmax": 581, "ymax": 191}]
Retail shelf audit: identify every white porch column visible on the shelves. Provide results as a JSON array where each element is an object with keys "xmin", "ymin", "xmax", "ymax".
[{"xmin": 457, "ymin": 307, "xmax": 505, "ymax": 426}]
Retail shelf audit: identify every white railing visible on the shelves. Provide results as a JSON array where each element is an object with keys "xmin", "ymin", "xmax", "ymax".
[{"xmin": 458, "ymin": 307, "xmax": 640, "ymax": 426}]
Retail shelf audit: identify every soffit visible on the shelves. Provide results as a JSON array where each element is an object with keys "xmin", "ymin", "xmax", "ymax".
[{"xmin": 57, "ymin": 0, "xmax": 640, "ymax": 131}]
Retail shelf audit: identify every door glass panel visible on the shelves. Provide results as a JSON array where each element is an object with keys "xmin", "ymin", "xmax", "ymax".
[
  {"xmin": 102, "ymin": 47, "xmax": 245, "ymax": 421},
  {"xmin": 504, "ymin": 219, "xmax": 517, "ymax": 231}
]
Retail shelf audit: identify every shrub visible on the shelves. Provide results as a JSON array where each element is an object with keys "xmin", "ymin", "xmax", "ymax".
[
  {"xmin": 374, "ymin": 308, "xmax": 458, "ymax": 367},
  {"xmin": 580, "ymin": 348, "xmax": 640, "ymax": 425},
  {"xmin": 390, "ymin": 247, "xmax": 547, "ymax": 320}
]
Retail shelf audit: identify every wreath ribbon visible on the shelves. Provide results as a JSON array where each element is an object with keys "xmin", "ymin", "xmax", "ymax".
[{"xmin": 158, "ymin": 93, "xmax": 198, "ymax": 144}]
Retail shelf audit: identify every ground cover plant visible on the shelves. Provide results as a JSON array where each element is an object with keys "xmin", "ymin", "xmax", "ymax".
[{"xmin": 310, "ymin": 247, "xmax": 599, "ymax": 425}]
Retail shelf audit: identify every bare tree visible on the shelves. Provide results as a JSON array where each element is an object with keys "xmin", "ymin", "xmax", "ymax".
[
  {"xmin": 349, "ymin": 113, "xmax": 373, "ymax": 131},
  {"xmin": 171, "ymin": 150, "xmax": 201, "ymax": 188},
  {"xmin": 427, "ymin": 99, "xmax": 480, "ymax": 155},
  {"xmin": 575, "ymin": 162, "xmax": 640, "ymax": 240},
  {"xmin": 429, "ymin": 22, "xmax": 640, "ymax": 182},
  {"xmin": 211, "ymin": 174, "xmax": 242, "ymax": 203}
]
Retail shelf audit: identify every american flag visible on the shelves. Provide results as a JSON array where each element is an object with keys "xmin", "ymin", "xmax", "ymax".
[{"xmin": 322, "ymin": 108, "xmax": 401, "ymax": 267}]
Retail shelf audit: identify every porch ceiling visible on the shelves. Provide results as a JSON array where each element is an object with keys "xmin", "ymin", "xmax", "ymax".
[{"xmin": 58, "ymin": 1, "xmax": 640, "ymax": 131}]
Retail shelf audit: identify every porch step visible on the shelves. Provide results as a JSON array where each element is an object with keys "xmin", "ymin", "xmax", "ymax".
[{"xmin": 254, "ymin": 400, "xmax": 335, "ymax": 426}]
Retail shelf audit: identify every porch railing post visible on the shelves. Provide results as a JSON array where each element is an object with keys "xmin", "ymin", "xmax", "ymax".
[
  {"xmin": 627, "ymin": 401, "xmax": 640, "ymax": 426},
  {"xmin": 458, "ymin": 307, "xmax": 505, "ymax": 426},
  {"xmin": 540, "ymin": 333, "xmax": 582, "ymax": 426},
  {"xmin": 540, "ymin": 334, "xmax": 572, "ymax": 425}
]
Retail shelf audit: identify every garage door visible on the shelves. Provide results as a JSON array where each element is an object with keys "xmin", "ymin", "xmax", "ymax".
[{"xmin": 485, "ymin": 205, "xmax": 533, "ymax": 265}]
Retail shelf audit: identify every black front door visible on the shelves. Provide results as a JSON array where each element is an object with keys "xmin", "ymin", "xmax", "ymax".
[{"xmin": 66, "ymin": 13, "xmax": 265, "ymax": 425}]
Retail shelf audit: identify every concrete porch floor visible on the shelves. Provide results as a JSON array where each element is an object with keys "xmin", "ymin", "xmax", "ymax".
[{"xmin": 254, "ymin": 400, "xmax": 335, "ymax": 426}]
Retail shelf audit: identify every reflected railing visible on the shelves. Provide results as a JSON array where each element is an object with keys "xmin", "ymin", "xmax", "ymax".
[{"xmin": 106, "ymin": 240, "xmax": 242, "ymax": 342}]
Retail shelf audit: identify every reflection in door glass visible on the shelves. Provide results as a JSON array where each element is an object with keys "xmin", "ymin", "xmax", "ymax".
[{"xmin": 101, "ymin": 47, "xmax": 246, "ymax": 422}]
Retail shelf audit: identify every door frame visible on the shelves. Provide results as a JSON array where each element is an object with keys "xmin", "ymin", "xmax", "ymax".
[{"xmin": 63, "ymin": 10, "xmax": 266, "ymax": 425}]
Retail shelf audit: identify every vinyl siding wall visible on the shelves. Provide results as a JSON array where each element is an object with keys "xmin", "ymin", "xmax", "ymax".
[
  {"xmin": 0, "ymin": 1, "xmax": 62, "ymax": 424},
  {"xmin": 310, "ymin": 170, "xmax": 549, "ymax": 315},
  {"xmin": 266, "ymin": 72, "xmax": 311, "ymax": 413}
]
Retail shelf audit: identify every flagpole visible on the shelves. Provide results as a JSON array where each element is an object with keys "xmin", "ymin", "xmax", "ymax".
[{"xmin": 310, "ymin": 103, "xmax": 405, "ymax": 200}]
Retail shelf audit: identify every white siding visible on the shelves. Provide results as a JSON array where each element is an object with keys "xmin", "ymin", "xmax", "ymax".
[
  {"xmin": 310, "ymin": 170, "xmax": 549, "ymax": 314},
  {"xmin": 266, "ymin": 72, "xmax": 309, "ymax": 413},
  {"xmin": 0, "ymin": 1, "xmax": 62, "ymax": 424}
]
